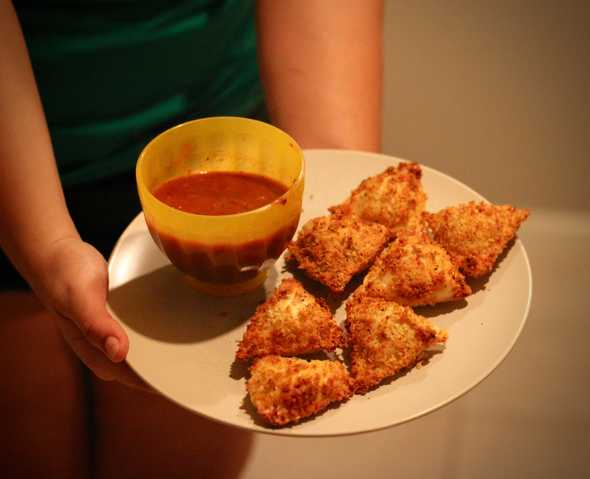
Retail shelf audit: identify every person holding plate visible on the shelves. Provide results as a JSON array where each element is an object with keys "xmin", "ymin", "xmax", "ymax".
[{"xmin": 0, "ymin": 0, "xmax": 383, "ymax": 477}]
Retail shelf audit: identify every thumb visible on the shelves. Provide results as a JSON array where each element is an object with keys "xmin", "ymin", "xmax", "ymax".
[{"xmin": 61, "ymin": 261, "xmax": 129, "ymax": 363}]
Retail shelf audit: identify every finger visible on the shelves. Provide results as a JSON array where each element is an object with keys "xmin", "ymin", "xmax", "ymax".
[
  {"xmin": 63, "ymin": 261, "xmax": 129, "ymax": 363},
  {"xmin": 55, "ymin": 315, "xmax": 154, "ymax": 393}
]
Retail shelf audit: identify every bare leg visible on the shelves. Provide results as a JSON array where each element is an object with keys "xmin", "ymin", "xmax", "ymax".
[
  {"xmin": 0, "ymin": 291, "xmax": 91, "ymax": 479},
  {"xmin": 92, "ymin": 378, "xmax": 254, "ymax": 479}
]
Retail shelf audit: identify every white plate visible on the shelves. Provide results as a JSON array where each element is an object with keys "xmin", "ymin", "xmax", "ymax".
[{"xmin": 107, "ymin": 149, "xmax": 532, "ymax": 437}]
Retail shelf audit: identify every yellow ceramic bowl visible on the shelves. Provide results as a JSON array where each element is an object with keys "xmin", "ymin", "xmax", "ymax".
[{"xmin": 136, "ymin": 117, "xmax": 304, "ymax": 296}]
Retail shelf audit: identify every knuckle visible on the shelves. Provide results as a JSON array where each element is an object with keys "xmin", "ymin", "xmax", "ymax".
[{"xmin": 76, "ymin": 315, "xmax": 96, "ymax": 339}]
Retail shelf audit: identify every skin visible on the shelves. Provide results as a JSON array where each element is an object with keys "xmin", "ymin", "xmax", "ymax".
[
  {"xmin": 0, "ymin": 0, "xmax": 383, "ymax": 476},
  {"xmin": 0, "ymin": 1, "xmax": 138, "ymax": 388},
  {"xmin": 258, "ymin": 0, "xmax": 383, "ymax": 152}
]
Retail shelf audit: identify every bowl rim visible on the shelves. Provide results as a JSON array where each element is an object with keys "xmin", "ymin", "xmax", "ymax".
[{"xmin": 136, "ymin": 116, "xmax": 305, "ymax": 220}]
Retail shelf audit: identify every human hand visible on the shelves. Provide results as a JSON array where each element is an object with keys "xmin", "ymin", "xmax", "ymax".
[{"xmin": 31, "ymin": 236, "xmax": 151, "ymax": 391}]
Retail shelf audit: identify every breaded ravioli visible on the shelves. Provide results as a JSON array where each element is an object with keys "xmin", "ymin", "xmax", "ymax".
[
  {"xmin": 287, "ymin": 214, "xmax": 390, "ymax": 293},
  {"xmin": 346, "ymin": 296, "xmax": 448, "ymax": 393},
  {"xmin": 247, "ymin": 355, "xmax": 353, "ymax": 426},
  {"xmin": 236, "ymin": 278, "xmax": 345, "ymax": 360},
  {"xmin": 329, "ymin": 162, "xmax": 427, "ymax": 235},
  {"xmin": 362, "ymin": 232, "xmax": 471, "ymax": 306},
  {"xmin": 424, "ymin": 201, "xmax": 529, "ymax": 278}
]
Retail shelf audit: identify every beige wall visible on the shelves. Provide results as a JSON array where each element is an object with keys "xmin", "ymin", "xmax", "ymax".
[{"xmin": 382, "ymin": 1, "xmax": 590, "ymax": 212}]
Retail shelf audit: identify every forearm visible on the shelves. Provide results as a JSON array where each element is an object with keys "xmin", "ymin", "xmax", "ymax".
[
  {"xmin": 256, "ymin": 0, "xmax": 383, "ymax": 152},
  {"xmin": 0, "ymin": 1, "xmax": 78, "ymax": 284}
]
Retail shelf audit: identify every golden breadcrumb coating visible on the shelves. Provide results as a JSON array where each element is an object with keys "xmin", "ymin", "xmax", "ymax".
[
  {"xmin": 236, "ymin": 278, "xmax": 345, "ymax": 360},
  {"xmin": 423, "ymin": 201, "xmax": 529, "ymax": 278},
  {"xmin": 362, "ymin": 231, "xmax": 471, "ymax": 306},
  {"xmin": 247, "ymin": 355, "xmax": 353, "ymax": 426},
  {"xmin": 346, "ymin": 296, "xmax": 448, "ymax": 393},
  {"xmin": 329, "ymin": 162, "xmax": 427, "ymax": 235},
  {"xmin": 287, "ymin": 214, "xmax": 390, "ymax": 293}
]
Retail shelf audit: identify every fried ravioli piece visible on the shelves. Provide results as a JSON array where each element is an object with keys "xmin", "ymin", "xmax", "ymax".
[
  {"xmin": 236, "ymin": 278, "xmax": 345, "ymax": 360},
  {"xmin": 424, "ymin": 201, "xmax": 529, "ymax": 278},
  {"xmin": 287, "ymin": 214, "xmax": 390, "ymax": 293},
  {"xmin": 362, "ymin": 231, "xmax": 471, "ymax": 306},
  {"xmin": 247, "ymin": 355, "xmax": 353, "ymax": 426},
  {"xmin": 329, "ymin": 162, "xmax": 427, "ymax": 235},
  {"xmin": 346, "ymin": 296, "xmax": 448, "ymax": 393}
]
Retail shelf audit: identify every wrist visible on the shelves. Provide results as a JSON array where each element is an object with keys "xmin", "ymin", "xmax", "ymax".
[{"xmin": 10, "ymin": 230, "xmax": 81, "ymax": 293}]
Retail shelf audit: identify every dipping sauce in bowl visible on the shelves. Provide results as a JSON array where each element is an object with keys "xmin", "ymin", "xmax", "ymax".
[
  {"xmin": 153, "ymin": 171, "xmax": 288, "ymax": 216},
  {"xmin": 136, "ymin": 117, "xmax": 304, "ymax": 296},
  {"xmin": 150, "ymin": 171, "xmax": 295, "ymax": 286}
]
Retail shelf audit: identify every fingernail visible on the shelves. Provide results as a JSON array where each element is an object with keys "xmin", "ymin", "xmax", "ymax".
[{"xmin": 105, "ymin": 336, "xmax": 120, "ymax": 362}]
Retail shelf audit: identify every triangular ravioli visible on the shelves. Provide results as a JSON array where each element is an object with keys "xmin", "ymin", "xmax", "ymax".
[
  {"xmin": 287, "ymin": 214, "xmax": 390, "ymax": 293},
  {"xmin": 361, "ymin": 231, "xmax": 471, "ymax": 306},
  {"xmin": 247, "ymin": 355, "xmax": 353, "ymax": 426},
  {"xmin": 329, "ymin": 162, "xmax": 427, "ymax": 235},
  {"xmin": 236, "ymin": 278, "xmax": 345, "ymax": 360},
  {"xmin": 346, "ymin": 295, "xmax": 448, "ymax": 393},
  {"xmin": 424, "ymin": 201, "xmax": 529, "ymax": 277}
]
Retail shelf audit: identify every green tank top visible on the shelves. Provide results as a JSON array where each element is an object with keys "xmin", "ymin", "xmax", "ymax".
[{"xmin": 15, "ymin": 0, "xmax": 263, "ymax": 186}]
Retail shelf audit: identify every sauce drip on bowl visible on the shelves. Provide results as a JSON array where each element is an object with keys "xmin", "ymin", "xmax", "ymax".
[{"xmin": 153, "ymin": 171, "xmax": 288, "ymax": 215}]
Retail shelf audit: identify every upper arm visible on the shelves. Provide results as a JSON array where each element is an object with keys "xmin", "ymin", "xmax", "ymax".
[{"xmin": 255, "ymin": 0, "xmax": 384, "ymax": 151}]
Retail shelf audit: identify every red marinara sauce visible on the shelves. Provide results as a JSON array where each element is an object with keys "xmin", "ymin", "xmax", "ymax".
[
  {"xmin": 153, "ymin": 171, "xmax": 288, "ymax": 215},
  {"xmin": 150, "ymin": 171, "xmax": 295, "ymax": 284}
]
